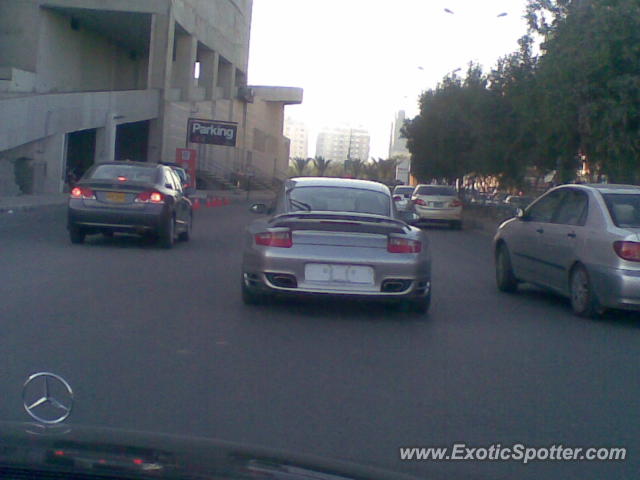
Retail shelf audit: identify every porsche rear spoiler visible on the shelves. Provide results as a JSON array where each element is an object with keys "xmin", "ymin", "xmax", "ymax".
[{"xmin": 269, "ymin": 212, "xmax": 409, "ymax": 235}]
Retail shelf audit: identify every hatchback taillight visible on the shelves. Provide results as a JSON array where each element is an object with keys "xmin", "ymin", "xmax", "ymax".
[
  {"xmin": 450, "ymin": 199, "xmax": 462, "ymax": 207},
  {"xmin": 414, "ymin": 198, "xmax": 426, "ymax": 206},
  {"xmin": 613, "ymin": 241, "xmax": 640, "ymax": 262},
  {"xmin": 135, "ymin": 191, "xmax": 165, "ymax": 204},
  {"xmin": 388, "ymin": 237, "xmax": 422, "ymax": 253},
  {"xmin": 255, "ymin": 230, "xmax": 293, "ymax": 248},
  {"xmin": 70, "ymin": 186, "xmax": 95, "ymax": 199}
]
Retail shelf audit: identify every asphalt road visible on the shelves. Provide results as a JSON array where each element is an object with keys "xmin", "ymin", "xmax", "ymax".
[{"xmin": 1, "ymin": 201, "xmax": 638, "ymax": 480}]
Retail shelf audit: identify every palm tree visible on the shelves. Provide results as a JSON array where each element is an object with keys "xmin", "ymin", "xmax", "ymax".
[
  {"xmin": 290, "ymin": 157, "xmax": 310, "ymax": 177},
  {"xmin": 349, "ymin": 159, "xmax": 364, "ymax": 179},
  {"xmin": 377, "ymin": 157, "xmax": 399, "ymax": 184},
  {"xmin": 312, "ymin": 156, "xmax": 332, "ymax": 176},
  {"xmin": 363, "ymin": 159, "xmax": 380, "ymax": 181}
]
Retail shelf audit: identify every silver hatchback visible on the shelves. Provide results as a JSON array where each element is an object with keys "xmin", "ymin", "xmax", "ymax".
[
  {"xmin": 494, "ymin": 184, "xmax": 640, "ymax": 317},
  {"xmin": 241, "ymin": 177, "xmax": 432, "ymax": 313}
]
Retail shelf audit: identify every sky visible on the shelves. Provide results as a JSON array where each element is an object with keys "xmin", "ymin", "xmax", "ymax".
[{"xmin": 247, "ymin": 0, "xmax": 531, "ymax": 160}]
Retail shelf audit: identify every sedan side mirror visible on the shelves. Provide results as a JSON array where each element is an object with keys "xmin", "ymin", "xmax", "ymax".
[
  {"xmin": 250, "ymin": 203, "xmax": 267, "ymax": 214},
  {"xmin": 516, "ymin": 208, "xmax": 526, "ymax": 220}
]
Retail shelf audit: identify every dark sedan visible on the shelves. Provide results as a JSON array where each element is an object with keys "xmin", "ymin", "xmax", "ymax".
[{"xmin": 67, "ymin": 162, "xmax": 192, "ymax": 248}]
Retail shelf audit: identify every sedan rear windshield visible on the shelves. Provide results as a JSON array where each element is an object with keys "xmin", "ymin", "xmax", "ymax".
[
  {"xmin": 603, "ymin": 193, "xmax": 640, "ymax": 228},
  {"xmin": 415, "ymin": 186, "xmax": 457, "ymax": 196},
  {"xmin": 393, "ymin": 186, "xmax": 415, "ymax": 195},
  {"xmin": 289, "ymin": 186, "xmax": 390, "ymax": 216},
  {"xmin": 88, "ymin": 165, "xmax": 159, "ymax": 184}
]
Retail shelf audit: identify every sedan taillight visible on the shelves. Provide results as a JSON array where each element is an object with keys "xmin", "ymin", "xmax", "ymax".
[
  {"xmin": 450, "ymin": 199, "xmax": 462, "ymax": 207},
  {"xmin": 393, "ymin": 195, "xmax": 402, "ymax": 201},
  {"xmin": 414, "ymin": 198, "xmax": 427, "ymax": 206},
  {"xmin": 388, "ymin": 237, "xmax": 422, "ymax": 253},
  {"xmin": 135, "ymin": 191, "xmax": 165, "ymax": 204},
  {"xmin": 70, "ymin": 186, "xmax": 95, "ymax": 199},
  {"xmin": 255, "ymin": 230, "xmax": 293, "ymax": 248},
  {"xmin": 613, "ymin": 241, "xmax": 640, "ymax": 262}
]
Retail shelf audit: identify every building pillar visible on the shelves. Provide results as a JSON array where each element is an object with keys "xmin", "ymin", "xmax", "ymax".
[
  {"xmin": 174, "ymin": 33, "xmax": 197, "ymax": 101},
  {"xmin": 147, "ymin": 11, "xmax": 175, "ymax": 163},
  {"xmin": 42, "ymin": 133, "xmax": 66, "ymax": 193},
  {"xmin": 199, "ymin": 49, "xmax": 219, "ymax": 100},
  {"xmin": 95, "ymin": 117, "xmax": 117, "ymax": 164}
]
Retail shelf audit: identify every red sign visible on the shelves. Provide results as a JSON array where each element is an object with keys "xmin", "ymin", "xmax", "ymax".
[{"xmin": 175, "ymin": 148, "xmax": 197, "ymax": 189}]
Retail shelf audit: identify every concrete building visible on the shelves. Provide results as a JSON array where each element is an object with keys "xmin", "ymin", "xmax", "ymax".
[
  {"xmin": 283, "ymin": 117, "xmax": 308, "ymax": 160},
  {"xmin": 389, "ymin": 110, "xmax": 411, "ymax": 184},
  {"xmin": 0, "ymin": 0, "xmax": 302, "ymax": 195},
  {"xmin": 315, "ymin": 126, "xmax": 370, "ymax": 163}
]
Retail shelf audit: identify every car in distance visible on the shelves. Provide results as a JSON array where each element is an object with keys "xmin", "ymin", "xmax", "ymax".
[
  {"xmin": 68, "ymin": 161, "xmax": 193, "ymax": 248},
  {"xmin": 392, "ymin": 185, "xmax": 415, "ymax": 212},
  {"xmin": 241, "ymin": 177, "xmax": 432, "ymax": 313},
  {"xmin": 494, "ymin": 183, "xmax": 640, "ymax": 317},
  {"xmin": 411, "ymin": 184, "xmax": 463, "ymax": 229},
  {"xmin": 161, "ymin": 161, "xmax": 196, "ymax": 196}
]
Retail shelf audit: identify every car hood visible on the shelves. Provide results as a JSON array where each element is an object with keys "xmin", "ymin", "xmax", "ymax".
[{"xmin": 0, "ymin": 422, "xmax": 419, "ymax": 480}]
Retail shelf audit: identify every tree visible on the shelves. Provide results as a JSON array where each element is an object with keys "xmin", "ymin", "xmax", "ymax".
[
  {"xmin": 312, "ymin": 156, "xmax": 332, "ymax": 176},
  {"xmin": 290, "ymin": 157, "xmax": 310, "ymax": 177}
]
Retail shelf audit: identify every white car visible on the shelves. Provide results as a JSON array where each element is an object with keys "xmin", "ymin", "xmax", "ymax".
[
  {"xmin": 392, "ymin": 185, "xmax": 416, "ymax": 212},
  {"xmin": 411, "ymin": 185, "xmax": 463, "ymax": 229}
]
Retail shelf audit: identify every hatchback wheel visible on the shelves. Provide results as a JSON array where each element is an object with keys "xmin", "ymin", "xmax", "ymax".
[
  {"xmin": 69, "ymin": 225, "xmax": 85, "ymax": 244},
  {"xmin": 159, "ymin": 216, "xmax": 175, "ymax": 249},
  {"xmin": 496, "ymin": 244, "xmax": 518, "ymax": 293},
  {"xmin": 570, "ymin": 265, "xmax": 603, "ymax": 318},
  {"xmin": 241, "ymin": 275, "xmax": 265, "ymax": 305},
  {"xmin": 408, "ymin": 290, "xmax": 431, "ymax": 315},
  {"xmin": 178, "ymin": 213, "xmax": 192, "ymax": 242}
]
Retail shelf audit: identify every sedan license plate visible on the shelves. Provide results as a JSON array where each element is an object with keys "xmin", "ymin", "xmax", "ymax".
[
  {"xmin": 305, "ymin": 264, "xmax": 374, "ymax": 285},
  {"xmin": 105, "ymin": 192, "xmax": 127, "ymax": 203},
  {"xmin": 429, "ymin": 201, "xmax": 444, "ymax": 208}
]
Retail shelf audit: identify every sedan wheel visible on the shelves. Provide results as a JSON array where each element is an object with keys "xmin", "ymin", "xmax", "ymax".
[
  {"xmin": 570, "ymin": 265, "xmax": 603, "ymax": 318},
  {"xmin": 496, "ymin": 244, "xmax": 518, "ymax": 293},
  {"xmin": 69, "ymin": 225, "xmax": 85, "ymax": 244},
  {"xmin": 241, "ymin": 275, "xmax": 265, "ymax": 305},
  {"xmin": 159, "ymin": 216, "xmax": 175, "ymax": 249}
]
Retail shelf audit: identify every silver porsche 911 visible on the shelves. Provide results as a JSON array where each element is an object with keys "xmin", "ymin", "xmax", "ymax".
[{"xmin": 241, "ymin": 177, "xmax": 432, "ymax": 313}]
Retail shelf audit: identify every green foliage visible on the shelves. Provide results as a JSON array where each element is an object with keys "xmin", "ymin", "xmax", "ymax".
[
  {"xmin": 290, "ymin": 157, "xmax": 311, "ymax": 177},
  {"xmin": 312, "ymin": 156, "xmax": 332, "ymax": 176},
  {"xmin": 403, "ymin": 0, "xmax": 640, "ymax": 186}
]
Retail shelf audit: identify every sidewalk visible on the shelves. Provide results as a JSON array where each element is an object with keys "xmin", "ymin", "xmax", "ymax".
[
  {"xmin": 0, "ymin": 188, "xmax": 275, "ymax": 215},
  {"xmin": 0, "ymin": 193, "xmax": 68, "ymax": 214}
]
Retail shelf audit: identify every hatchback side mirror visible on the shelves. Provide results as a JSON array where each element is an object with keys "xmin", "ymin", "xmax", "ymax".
[{"xmin": 250, "ymin": 203, "xmax": 267, "ymax": 214}]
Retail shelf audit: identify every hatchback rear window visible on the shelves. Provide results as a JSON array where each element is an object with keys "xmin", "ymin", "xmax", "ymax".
[
  {"xmin": 603, "ymin": 193, "xmax": 640, "ymax": 228},
  {"xmin": 289, "ymin": 186, "xmax": 390, "ymax": 216},
  {"xmin": 88, "ymin": 165, "xmax": 158, "ymax": 183},
  {"xmin": 415, "ymin": 186, "xmax": 457, "ymax": 196}
]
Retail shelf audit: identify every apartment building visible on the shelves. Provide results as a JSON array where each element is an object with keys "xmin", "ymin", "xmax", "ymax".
[{"xmin": 0, "ymin": 0, "xmax": 302, "ymax": 195}]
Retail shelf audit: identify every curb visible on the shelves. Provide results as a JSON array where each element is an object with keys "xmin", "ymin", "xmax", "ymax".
[{"xmin": 0, "ymin": 200, "xmax": 68, "ymax": 215}]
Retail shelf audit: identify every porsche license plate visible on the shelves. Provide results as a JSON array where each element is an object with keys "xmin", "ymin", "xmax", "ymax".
[{"xmin": 305, "ymin": 264, "xmax": 374, "ymax": 285}]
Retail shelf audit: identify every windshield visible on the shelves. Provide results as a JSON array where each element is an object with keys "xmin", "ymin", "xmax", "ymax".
[
  {"xmin": 415, "ymin": 186, "xmax": 457, "ymax": 196},
  {"xmin": 393, "ymin": 187, "xmax": 415, "ymax": 195},
  {"xmin": 2, "ymin": 1, "xmax": 639, "ymax": 480},
  {"xmin": 603, "ymin": 193, "xmax": 640, "ymax": 228},
  {"xmin": 288, "ymin": 186, "xmax": 390, "ymax": 216},
  {"xmin": 88, "ymin": 165, "xmax": 158, "ymax": 183}
]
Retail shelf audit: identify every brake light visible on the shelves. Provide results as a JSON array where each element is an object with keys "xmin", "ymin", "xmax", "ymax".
[
  {"xmin": 255, "ymin": 230, "xmax": 293, "ymax": 248},
  {"xmin": 450, "ymin": 199, "xmax": 462, "ymax": 207},
  {"xmin": 117, "ymin": 176, "xmax": 127, "ymax": 182},
  {"xmin": 70, "ymin": 186, "xmax": 95, "ymax": 199},
  {"xmin": 135, "ymin": 191, "xmax": 165, "ymax": 204},
  {"xmin": 414, "ymin": 198, "xmax": 426, "ymax": 206},
  {"xmin": 388, "ymin": 237, "xmax": 422, "ymax": 253},
  {"xmin": 393, "ymin": 195, "xmax": 402, "ymax": 201},
  {"xmin": 613, "ymin": 241, "xmax": 640, "ymax": 262}
]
